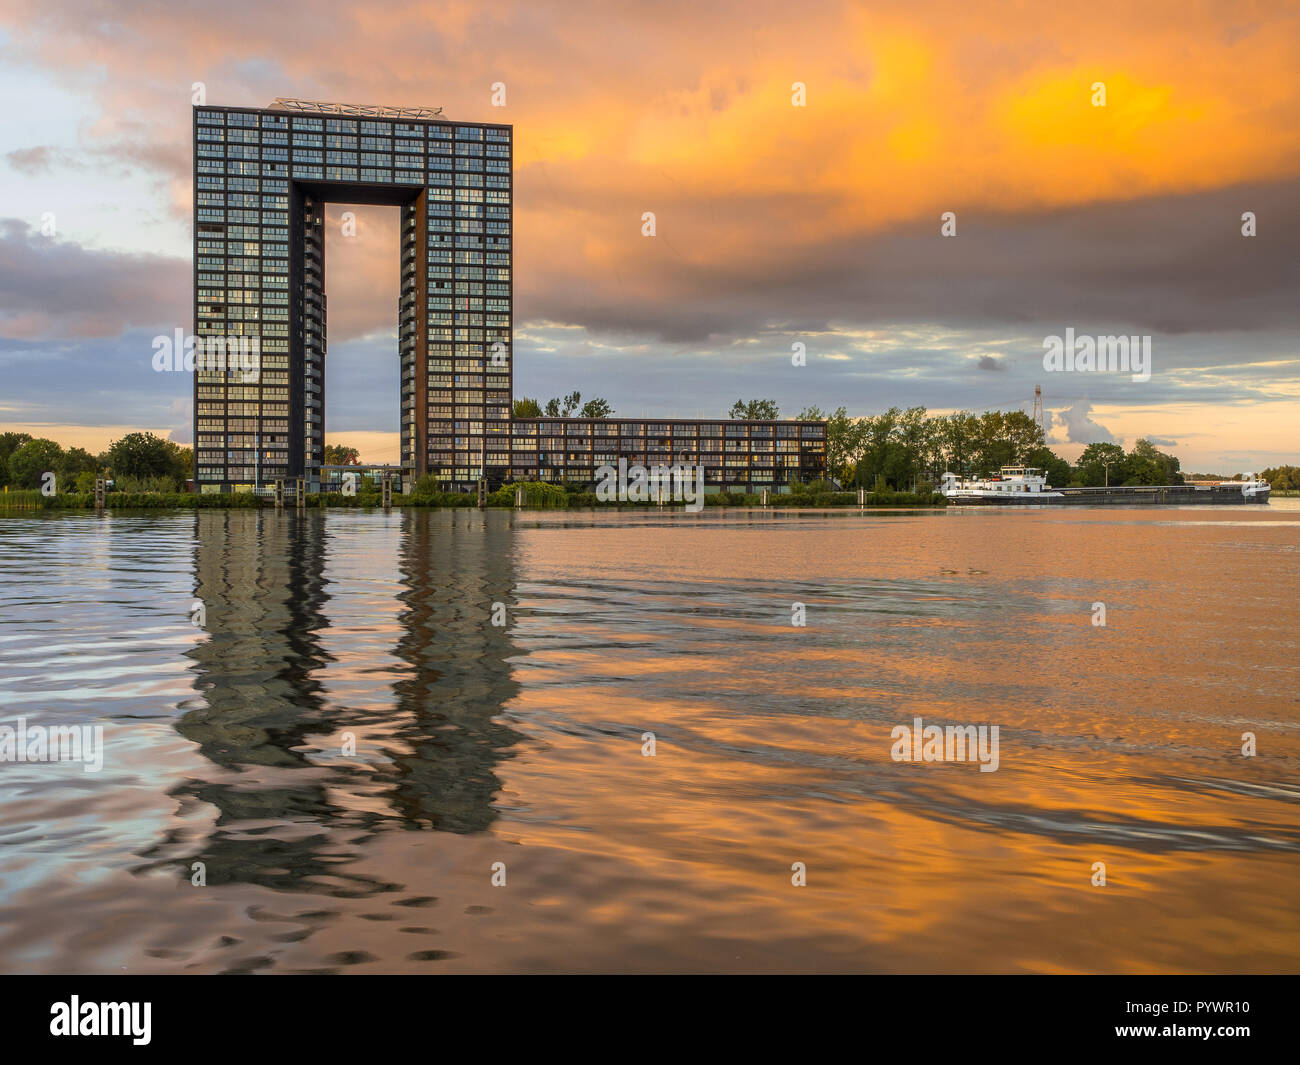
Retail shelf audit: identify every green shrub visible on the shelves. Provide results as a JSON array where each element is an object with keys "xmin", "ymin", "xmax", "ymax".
[
  {"xmin": 113, "ymin": 474, "xmax": 183, "ymax": 494},
  {"xmin": 0, "ymin": 489, "xmax": 50, "ymax": 509},
  {"xmin": 490, "ymin": 481, "xmax": 568, "ymax": 507}
]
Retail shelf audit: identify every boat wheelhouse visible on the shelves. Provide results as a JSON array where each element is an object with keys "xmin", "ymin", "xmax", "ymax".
[{"xmin": 940, "ymin": 466, "xmax": 1064, "ymax": 502}]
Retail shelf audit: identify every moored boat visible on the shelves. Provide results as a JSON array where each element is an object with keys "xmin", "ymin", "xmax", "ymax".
[
  {"xmin": 940, "ymin": 467, "xmax": 1272, "ymax": 505},
  {"xmin": 939, "ymin": 467, "xmax": 1063, "ymax": 503}
]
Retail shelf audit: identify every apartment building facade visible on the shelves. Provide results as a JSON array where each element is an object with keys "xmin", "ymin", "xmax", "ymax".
[{"xmin": 193, "ymin": 100, "xmax": 824, "ymax": 495}]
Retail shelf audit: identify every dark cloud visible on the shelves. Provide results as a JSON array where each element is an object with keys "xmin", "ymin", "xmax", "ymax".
[
  {"xmin": 518, "ymin": 177, "xmax": 1300, "ymax": 346},
  {"xmin": 0, "ymin": 328, "xmax": 190, "ymax": 433},
  {"xmin": 0, "ymin": 219, "xmax": 187, "ymax": 338}
]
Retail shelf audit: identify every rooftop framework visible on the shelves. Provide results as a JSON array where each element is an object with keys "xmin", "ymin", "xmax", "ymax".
[{"xmin": 269, "ymin": 97, "xmax": 444, "ymax": 119}]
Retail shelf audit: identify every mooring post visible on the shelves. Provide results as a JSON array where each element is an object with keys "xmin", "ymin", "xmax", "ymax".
[
  {"xmin": 382, "ymin": 472, "xmax": 392, "ymax": 510},
  {"xmin": 514, "ymin": 486, "xmax": 524, "ymax": 509},
  {"xmin": 761, "ymin": 487, "xmax": 769, "ymax": 507},
  {"xmin": 478, "ymin": 437, "xmax": 487, "ymax": 509},
  {"xmin": 274, "ymin": 478, "xmax": 284, "ymax": 509},
  {"xmin": 858, "ymin": 486, "xmax": 865, "ymax": 507},
  {"xmin": 296, "ymin": 477, "xmax": 305, "ymax": 509},
  {"xmin": 94, "ymin": 477, "xmax": 105, "ymax": 512}
]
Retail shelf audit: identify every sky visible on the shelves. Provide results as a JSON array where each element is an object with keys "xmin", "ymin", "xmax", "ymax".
[{"xmin": 0, "ymin": 0, "xmax": 1296, "ymax": 472}]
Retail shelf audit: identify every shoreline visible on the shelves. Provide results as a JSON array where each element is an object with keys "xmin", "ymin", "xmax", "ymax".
[{"xmin": 0, "ymin": 496, "xmax": 949, "ymax": 513}]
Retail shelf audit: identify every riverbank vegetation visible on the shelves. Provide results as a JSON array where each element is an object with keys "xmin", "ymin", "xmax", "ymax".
[
  {"xmin": 2, "ymin": 477, "xmax": 945, "ymax": 512},
  {"xmin": 7, "ymin": 413, "xmax": 1291, "ymax": 510},
  {"xmin": 795, "ymin": 405, "xmax": 1189, "ymax": 490},
  {"xmin": 1258, "ymin": 465, "xmax": 1299, "ymax": 492},
  {"xmin": 1, "ymin": 431, "xmax": 191, "ymax": 493}
]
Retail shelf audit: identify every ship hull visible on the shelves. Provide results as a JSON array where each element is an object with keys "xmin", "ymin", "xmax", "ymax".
[{"xmin": 945, "ymin": 485, "xmax": 1269, "ymax": 506}]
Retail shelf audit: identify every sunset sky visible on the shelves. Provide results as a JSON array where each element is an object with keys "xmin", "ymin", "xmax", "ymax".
[{"xmin": 0, "ymin": 0, "xmax": 1296, "ymax": 471}]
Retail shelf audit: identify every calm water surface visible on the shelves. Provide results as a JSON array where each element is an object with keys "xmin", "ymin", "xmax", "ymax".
[{"xmin": 0, "ymin": 504, "xmax": 1297, "ymax": 973}]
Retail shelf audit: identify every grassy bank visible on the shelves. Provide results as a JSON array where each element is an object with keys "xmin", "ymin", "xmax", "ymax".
[{"xmin": 2, "ymin": 485, "xmax": 948, "ymax": 512}]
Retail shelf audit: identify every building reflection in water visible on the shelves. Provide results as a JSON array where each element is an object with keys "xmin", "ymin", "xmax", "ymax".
[
  {"xmin": 387, "ymin": 510, "xmax": 524, "ymax": 831},
  {"xmin": 171, "ymin": 508, "xmax": 524, "ymax": 895}
]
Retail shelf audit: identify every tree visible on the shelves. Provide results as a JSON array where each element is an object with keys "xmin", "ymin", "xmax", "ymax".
[
  {"xmin": 974, "ymin": 411, "xmax": 1010, "ymax": 473},
  {"xmin": 797, "ymin": 405, "xmax": 865, "ymax": 483},
  {"xmin": 0, "ymin": 432, "xmax": 33, "ymax": 484},
  {"xmin": 937, "ymin": 412, "xmax": 979, "ymax": 479},
  {"xmin": 1024, "ymin": 445, "xmax": 1072, "ymax": 488},
  {"xmin": 1127, "ymin": 439, "xmax": 1182, "ymax": 486},
  {"xmin": 59, "ymin": 447, "xmax": 100, "ymax": 486},
  {"xmin": 323, "ymin": 444, "xmax": 361, "ymax": 466},
  {"xmin": 896, "ymin": 406, "xmax": 930, "ymax": 489},
  {"xmin": 1076, "ymin": 442, "xmax": 1127, "ymax": 487},
  {"xmin": 729, "ymin": 398, "xmax": 779, "ymax": 420},
  {"xmin": 166, "ymin": 443, "xmax": 193, "ymax": 485},
  {"xmin": 1260, "ymin": 465, "xmax": 1298, "ymax": 491},
  {"xmin": 8, "ymin": 438, "xmax": 64, "ymax": 489},
  {"xmin": 512, "ymin": 397, "xmax": 542, "ymax": 419},
  {"xmin": 105, "ymin": 432, "xmax": 176, "ymax": 482},
  {"xmin": 852, "ymin": 407, "xmax": 899, "ymax": 489},
  {"xmin": 579, "ymin": 397, "xmax": 614, "ymax": 418},
  {"xmin": 1002, "ymin": 410, "xmax": 1044, "ymax": 464},
  {"xmin": 542, "ymin": 391, "xmax": 583, "ymax": 418}
]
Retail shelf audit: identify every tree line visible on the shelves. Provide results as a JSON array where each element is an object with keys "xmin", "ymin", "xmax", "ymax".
[
  {"xmin": 512, "ymin": 391, "xmax": 614, "ymax": 419},
  {"xmin": 7, "ymin": 407, "xmax": 1289, "ymax": 496},
  {"xmin": 0, "ymin": 431, "xmax": 192, "ymax": 493},
  {"xmin": 770, "ymin": 401, "xmax": 1187, "ymax": 491},
  {"xmin": 501, "ymin": 391, "xmax": 1285, "ymax": 492},
  {"xmin": 1258, "ymin": 465, "xmax": 1299, "ymax": 491}
]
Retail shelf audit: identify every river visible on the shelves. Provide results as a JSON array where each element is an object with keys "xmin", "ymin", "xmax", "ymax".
[{"xmin": 0, "ymin": 503, "xmax": 1296, "ymax": 972}]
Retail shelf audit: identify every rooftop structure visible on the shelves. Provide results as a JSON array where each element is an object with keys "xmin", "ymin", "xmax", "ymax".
[{"xmin": 269, "ymin": 98, "xmax": 445, "ymax": 119}]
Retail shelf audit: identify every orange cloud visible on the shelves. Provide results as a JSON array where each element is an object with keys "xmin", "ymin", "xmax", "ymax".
[{"xmin": 2, "ymin": 0, "xmax": 1298, "ymax": 465}]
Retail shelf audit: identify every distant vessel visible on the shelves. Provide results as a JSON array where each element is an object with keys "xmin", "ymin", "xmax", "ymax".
[
  {"xmin": 940, "ymin": 467, "xmax": 1271, "ymax": 506},
  {"xmin": 1235, "ymin": 476, "xmax": 1273, "ymax": 502}
]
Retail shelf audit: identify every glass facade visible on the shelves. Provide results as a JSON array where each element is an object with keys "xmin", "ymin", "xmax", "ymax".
[
  {"xmin": 511, "ymin": 419, "xmax": 826, "ymax": 490},
  {"xmin": 193, "ymin": 103, "xmax": 512, "ymax": 492}
]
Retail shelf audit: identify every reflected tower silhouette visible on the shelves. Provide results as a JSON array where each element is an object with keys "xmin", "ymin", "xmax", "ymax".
[
  {"xmin": 386, "ymin": 509, "xmax": 524, "ymax": 831},
  {"xmin": 171, "ymin": 509, "xmax": 352, "ymax": 892},
  {"xmin": 171, "ymin": 509, "xmax": 524, "ymax": 896}
]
